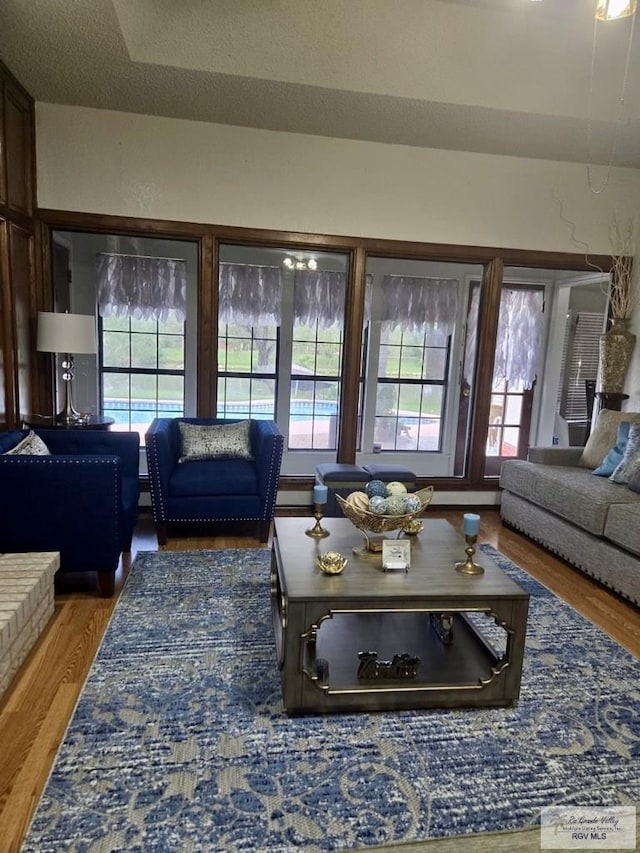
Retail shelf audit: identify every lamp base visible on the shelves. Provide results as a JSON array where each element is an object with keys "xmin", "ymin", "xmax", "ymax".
[
  {"xmin": 54, "ymin": 409, "xmax": 87, "ymax": 426},
  {"xmin": 54, "ymin": 363, "xmax": 87, "ymax": 424}
]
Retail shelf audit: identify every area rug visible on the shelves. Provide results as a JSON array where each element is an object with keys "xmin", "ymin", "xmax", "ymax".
[{"xmin": 22, "ymin": 546, "xmax": 640, "ymax": 853}]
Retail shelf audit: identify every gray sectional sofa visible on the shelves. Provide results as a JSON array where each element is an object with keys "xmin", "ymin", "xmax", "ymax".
[{"xmin": 500, "ymin": 444, "xmax": 640, "ymax": 607}]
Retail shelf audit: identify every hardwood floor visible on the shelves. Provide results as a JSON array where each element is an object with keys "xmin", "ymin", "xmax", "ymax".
[{"xmin": 0, "ymin": 509, "xmax": 638, "ymax": 852}]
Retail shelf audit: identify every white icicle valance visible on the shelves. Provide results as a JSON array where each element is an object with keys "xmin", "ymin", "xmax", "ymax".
[
  {"xmin": 218, "ymin": 263, "xmax": 283, "ymax": 327},
  {"xmin": 218, "ymin": 265, "xmax": 359, "ymax": 329},
  {"xmin": 493, "ymin": 287, "xmax": 544, "ymax": 390},
  {"xmin": 293, "ymin": 270, "xmax": 346, "ymax": 329},
  {"xmin": 97, "ymin": 254, "xmax": 187, "ymax": 322},
  {"xmin": 381, "ymin": 276, "xmax": 459, "ymax": 335}
]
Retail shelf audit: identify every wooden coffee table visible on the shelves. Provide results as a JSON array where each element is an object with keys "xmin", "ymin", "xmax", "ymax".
[{"xmin": 271, "ymin": 517, "xmax": 529, "ymax": 714}]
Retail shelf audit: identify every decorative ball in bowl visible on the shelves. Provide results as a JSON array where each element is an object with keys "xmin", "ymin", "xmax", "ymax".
[
  {"xmin": 336, "ymin": 485, "xmax": 434, "ymax": 545},
  {"xmin": 316, "ymin": 551, "xmax": 348, "ymax": 575}
]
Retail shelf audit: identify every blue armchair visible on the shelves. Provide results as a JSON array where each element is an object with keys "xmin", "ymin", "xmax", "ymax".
[
  {"xmin": 145, "ymin": 418, "xmax": 283, "ymax": 544},
  {"xmin": 0, "ymin": 429, "xmax": 140, "ymax": 597}
]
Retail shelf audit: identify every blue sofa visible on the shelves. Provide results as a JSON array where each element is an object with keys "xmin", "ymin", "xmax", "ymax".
[
  {"xmin": 0, "ymin": 429, "xmax": 140, "ymax": 597},
  {"xmin": 145, "ymin": 418, "xmax": 283, "ymax": 544}
]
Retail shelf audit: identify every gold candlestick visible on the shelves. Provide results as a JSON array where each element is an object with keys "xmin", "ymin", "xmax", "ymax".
[
  {"xmin": 455, "ymin": 534, "xmax": 484, "ymax": 575},
  {"xmin": 306, "ymin": 503, "xmax": 330, "ymax": 538}
]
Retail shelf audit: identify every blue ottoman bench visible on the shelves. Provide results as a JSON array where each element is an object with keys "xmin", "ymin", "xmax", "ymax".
[{"xmin": 362, "ymin": 463, "xmax": 417, "ymax": 492}]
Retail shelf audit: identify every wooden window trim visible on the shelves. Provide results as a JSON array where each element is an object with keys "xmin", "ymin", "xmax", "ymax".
[{"xmin": 36, "ymin": 209, "xmax": 616, "ymax": 487}]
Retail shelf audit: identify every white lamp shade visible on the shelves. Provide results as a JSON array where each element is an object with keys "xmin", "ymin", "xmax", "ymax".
[{"xmin": 37, "ymin": 311, "xmax": 97, "ymax": 355}]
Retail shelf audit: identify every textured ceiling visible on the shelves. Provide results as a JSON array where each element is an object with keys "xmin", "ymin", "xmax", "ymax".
[{"xmin": 1, "ymin": 0, "xmax": 639, "ymax": 167}]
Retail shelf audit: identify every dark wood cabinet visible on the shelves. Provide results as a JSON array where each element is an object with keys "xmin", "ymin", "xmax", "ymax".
[
  {"xmin": 2, "ymin": 81, "xmax": 34, "ymax": 217},
  {"xmin": 0, "ymin": 61, "xmax": 37, "ymax": 429}
]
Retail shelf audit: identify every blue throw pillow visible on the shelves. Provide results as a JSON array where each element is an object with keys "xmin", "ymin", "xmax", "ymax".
[{"xmin": 592, "ymin": 421, "xmax": 631, "ymax": 476}]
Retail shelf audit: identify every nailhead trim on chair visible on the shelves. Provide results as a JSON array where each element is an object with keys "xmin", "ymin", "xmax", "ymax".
[
  {"xmin": 145, "ymin": 433, "xmax": 166, "ymax": 524},
  {"xmin": 261, "ymin": 421, "xmax": 284, "ymax": 521}
]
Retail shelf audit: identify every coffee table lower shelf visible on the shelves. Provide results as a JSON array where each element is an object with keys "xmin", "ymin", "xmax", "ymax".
[{"xmin": 276, "ymin": 605, "xmax": 523, "ymax": 714}]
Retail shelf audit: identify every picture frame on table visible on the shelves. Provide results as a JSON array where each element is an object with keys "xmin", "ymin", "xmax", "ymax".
[{"xmin": 382, "ymin": 539, "xmax": 411, "ymax": 572}]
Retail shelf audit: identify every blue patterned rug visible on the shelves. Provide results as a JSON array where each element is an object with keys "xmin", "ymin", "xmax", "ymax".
[{"xmin": 22, "ymin": 546, "xmax": 640, "ymax": 852}]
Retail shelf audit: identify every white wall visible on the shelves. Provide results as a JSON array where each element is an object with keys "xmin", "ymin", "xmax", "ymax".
[{"xmin": 36, "ymin": 103, "xmax": 640, "ymax": 255}]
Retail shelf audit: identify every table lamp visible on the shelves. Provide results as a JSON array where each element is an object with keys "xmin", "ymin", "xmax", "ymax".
[{"xmin": 37, "ymin": 311, "xmax": 97, "ymax": 424}]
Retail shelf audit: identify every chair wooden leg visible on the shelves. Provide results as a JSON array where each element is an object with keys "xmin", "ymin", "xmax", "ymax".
[
  {"xmin": 259, "ymin": 520, "xmax": 271, "ymax": 543},
  {"xmin": 98, "ymin": 570, "xmax": 115, "ymax": 598},
  {"xmin": 156, "ymin": 522, "xmax": 168, "ymax": 546}
]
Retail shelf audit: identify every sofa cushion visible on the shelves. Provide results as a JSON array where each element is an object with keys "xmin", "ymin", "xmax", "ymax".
[
  {"xmin": 592, "ymin": 421, "xmax": 631, "ymax": 476},
  {"xmin": 178, "ymin": 420, "xmax": 253, "ymax": 462},
  {"xmin": 316, "ymin": 463, "xmax": 369, "ymax": 487},
  {"xmin": 169, "ymin": 459, "xmax": 258, "ymax": 497},
  {"xmin": 500, "ymin": 459, "xmax": 640, "ymax": 536},
  {"xmin": 362, "ymin": 463, "xmax": 417, "ymax": 488},
  {"xmin": 604, "ymin": 502, "xmax": 640, "ymax": 557},
  {"xmin": 579, "ymin": 410, "xmax": 640, "ymax": 468},
  {"xmin": 610, "ymin": 423, "xmax": 640, "ymax": 484},
  {"xmin": 2, "ymin": 431, "xmax": 50, "ymax": 456}
]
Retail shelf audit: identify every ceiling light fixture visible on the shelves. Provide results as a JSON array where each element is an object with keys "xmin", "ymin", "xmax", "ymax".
[
  {"xmin": 283, "ymin": 256, "xmax": 318, "ymax": 271},
  {"xmin": 595, "ymin": 0, "xmax": 637, "ymax": 21}
]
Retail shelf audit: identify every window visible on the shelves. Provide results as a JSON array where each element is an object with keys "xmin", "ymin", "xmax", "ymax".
[
  {"xmin": 558, "ymin": 311, "xmax": 604, "ymax": 421},
  {"xmin": 216, "ymin": 245, "xmax": 349, "ymax": 474},
  {"xmin": 217, "ymin": 322, "xmax": 278, "ymax": 420},
  {"xmin": 483, "ymin": 282, "xmax": 545, "ymax": 476},
  {"xmin": 289, "ymin": 319, "xmax": 343, "ymax": 450},
  {"xmin": 96, "ymin": 245, "xmax": 192, "ymax": 440},
  {"xmin": 100, "ymin": 315, "xmax": 185, "ymax": 439},
  {"xmin": 374, "ymin": 325, "xmax": 450, "ymax": 452}
]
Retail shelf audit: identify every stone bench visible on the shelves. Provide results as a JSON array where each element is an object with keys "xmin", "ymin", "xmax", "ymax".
[{"xmin": 0, "ymin": 552, "xmax": 59, "ymax": 701}]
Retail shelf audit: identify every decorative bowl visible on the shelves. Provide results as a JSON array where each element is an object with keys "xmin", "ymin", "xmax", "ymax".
[
  {"xmin": 316, "ymin": 551, "xmax": 348, "ymax": 575},
  {"xmin": 336, "ymin": 485, "xmax": 434, "ymax": 538}
]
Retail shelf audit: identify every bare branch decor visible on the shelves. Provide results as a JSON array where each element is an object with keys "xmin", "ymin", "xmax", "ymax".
[
  {"xmin": 606, "ymin": 216, "xmax": 638, "ymax": 320},
  {"xmin": 598, "ymin": 216, "xmax": 637, "ymax": 395}
]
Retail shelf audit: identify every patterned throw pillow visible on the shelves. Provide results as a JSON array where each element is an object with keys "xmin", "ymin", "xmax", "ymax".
[
  {"xmin": 579, "ymin": 410, "xmax": 640, "ymax": 469},
  {"xmin": 178, "ymin": 421, "xmax": 253, "ymax": 462},
  {"xmin": 610, "ymin": 423, "xmax": 640, "ymax": 484},
  {"xmin": 628, "ymin": 466, "xmax": 640, "ymax": 494},
  {"xmin": 3, "ymin": 430, "xmax": 51, "ymax": 456},
  {"xmin": 592, "ymin": 421, "xmax": 632, "ymax": 477}
]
